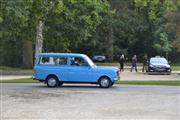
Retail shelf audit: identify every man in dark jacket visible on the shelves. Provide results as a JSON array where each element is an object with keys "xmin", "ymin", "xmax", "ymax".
[
  {"xmin": 119, "ymin": 54, "xmax": 125, "ymax": 71},
  {"xmin": 142, "ymin": 54, "xmax": 148, "ymax": 72},
  {"xmin": 130, "ymin": 55, "xmax": 137, "ymax": 72}
]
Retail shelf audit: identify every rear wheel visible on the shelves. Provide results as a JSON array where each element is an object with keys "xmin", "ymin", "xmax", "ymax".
[
  {"xmin": 99, "ymin": 77, "xmax": 112, "ymax": 88},
  {"xmin": 46, "ymin": 76, "xmax": 59, "ymax": 88}
]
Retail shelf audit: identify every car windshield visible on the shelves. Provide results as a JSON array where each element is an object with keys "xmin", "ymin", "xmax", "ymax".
[
  {"xmin": 150, "ymin": 58, "xmax": 168, "ymax": 64},
  {"xmin": 83, "ymin": 55, "xmax": 95, "ymax": 66}
]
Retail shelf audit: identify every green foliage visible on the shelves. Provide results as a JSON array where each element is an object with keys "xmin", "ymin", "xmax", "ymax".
[
  {"xmin": 0, "ymin": 0, "xmax": 180, "ymax": 67},
  {"xmin": 153, "ymin": 32, "xmax": 172, "ymax": 54},
  {"xmin": 43, "ymin": 0, "xmax": 110, "ymax": 52},
  {"xmin": 134, "ymin": 0, "xmax": 179, "ymax": 59},
  {"xmin": 0, "ymin": 0, "xmax": 109, "ymax": 66}
]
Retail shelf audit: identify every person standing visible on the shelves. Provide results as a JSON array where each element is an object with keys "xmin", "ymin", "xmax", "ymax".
[
  {"xmin": 119, "ymin": 54, "xmax": 125, "ymax": 71},
  {"xmin": 130, "ymin": 55, "xmax": 137, "ymax": 72},
  {"xmin": 142, "ymin": 54, "xmax": 148, "ymax": 72}
]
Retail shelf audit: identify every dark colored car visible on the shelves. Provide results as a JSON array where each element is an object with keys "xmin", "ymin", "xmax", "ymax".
[
  {"xmin": 92, "ymin": 53, "xmax": 106, "ymax": 62},
  {"xmin": 146, "ymin": 57, "xmax": 171, "ymax": 74}
]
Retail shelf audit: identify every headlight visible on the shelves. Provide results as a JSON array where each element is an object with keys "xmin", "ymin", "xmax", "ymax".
[{"xmin": 150, "ymin": 64, "xmax": 154, "ymax": 67}]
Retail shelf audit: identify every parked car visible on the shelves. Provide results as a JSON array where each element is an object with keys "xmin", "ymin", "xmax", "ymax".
[
  {"xmin": 34, "ymin": 53, "xmax": 120, "ymax": 88},
  {"xmin": 146, "ymin": 56, "xmax": 171, "ymax": 74},
  {"xmin": 92, "ymin": 53, "xmax": 106, "ymax": 62}
]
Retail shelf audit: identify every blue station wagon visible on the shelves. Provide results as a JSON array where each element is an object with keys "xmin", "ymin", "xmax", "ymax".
[{"xmin": 34, "ymin": 53, "xmax": 120, "ymax": 88}]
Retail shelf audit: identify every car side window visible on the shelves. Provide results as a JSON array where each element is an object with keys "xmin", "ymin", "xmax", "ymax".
[
  {"xmin": 40, "ymin": 57, "xmax": 54, "ymax": 65},
  {"xmin": 39, "ymin": 56, "xmax": 67, "ymax": 65},
  {"xmin": 70, "ymin": 57, "xmax": 88, "ymax": 66},
  {"xmin": 54, "ymin": 57, "xmax": 67, "ymax": 65}
]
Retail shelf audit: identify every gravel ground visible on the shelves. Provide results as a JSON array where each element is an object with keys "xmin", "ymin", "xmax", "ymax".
[
  {"xmin": 1, "ymin": 83, "xmax": 180, "ymax": 120},
  {"xmin": 120, "ymin": 71, "xmax": 180, "ymax": 81}
]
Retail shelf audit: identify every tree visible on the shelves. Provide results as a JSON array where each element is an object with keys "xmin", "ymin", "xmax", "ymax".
[
  {"xmin": 32, "ymin": 0, "xmax": 64, "ymax": 64},
  {"xmin": 108, "ymin": 0, "xmax": 151, "ymax": 60},
  {"xmin": 43, "ymin": 0, "xmax": 110, "ymax": 53},
  {"xmin": 0, "ymin": 0, "xmax": 33, "ymax": 67},
  {"xmin": 153, "ymin": 32, "xmax": 172, "ymax": 59},
  {"xmin": 134, "ymin": 0, "xmax": 180, "ymax": 60}
]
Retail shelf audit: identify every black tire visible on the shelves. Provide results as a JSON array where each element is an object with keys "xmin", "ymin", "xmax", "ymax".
[
  {"xmin": 166, "ymin": 72, "xmax": 171, "ymax": 75},
  {"xmin": 110, "ymin": 82, "xmax": 114, "ymax": 87},
  {"xmin": 58, "ymin": 82, "xmax": 63, "ymax": 87},
  {"xmin": 46, "ymin": 76, "xmax": 59, "ymax": 88},
  {"xmin": 99, "ymin": 77, "xmax": 112, "ymax": 88}
]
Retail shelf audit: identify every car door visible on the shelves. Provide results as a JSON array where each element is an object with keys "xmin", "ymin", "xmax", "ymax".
[{"xmin": 67, "ymin": 56, "xmax": 93, "ymax": 82}]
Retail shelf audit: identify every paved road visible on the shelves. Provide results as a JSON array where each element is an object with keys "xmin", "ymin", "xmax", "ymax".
[{"xmin": 1, "ymin": 83, "xmax": 180, "ymax": 119}]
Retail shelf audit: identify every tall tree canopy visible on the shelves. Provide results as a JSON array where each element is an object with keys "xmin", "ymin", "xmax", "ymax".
[{"xmin": 0, "ymin": 0, "xmax": 180, "ymax": 67}]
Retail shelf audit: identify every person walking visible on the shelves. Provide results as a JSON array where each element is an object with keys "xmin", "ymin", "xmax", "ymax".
[
  {"xmin": 119, "ymin": 54, "xmax": 125, "ymax": 71},
  {"xmin": 142, "ymin": 54, "xmax": 148, "ymax": 72},
  {"xmin": 130, "ymin": 55, "xmax": 137, "ymax": 72}
]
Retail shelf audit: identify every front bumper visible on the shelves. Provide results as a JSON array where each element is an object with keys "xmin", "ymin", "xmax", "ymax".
[
  {"xmin": 114, "ymin": 71, "xmax": 120, "ymax": 81},
  {"xmin": 149, "ymin": 67, "xmax": 171, "ymax": 72}
]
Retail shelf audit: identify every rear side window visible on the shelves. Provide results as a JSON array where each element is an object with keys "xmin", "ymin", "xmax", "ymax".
[
  {"xmin": 54, "ymin": 57, "xmax": 67, "ymax": 65},
  {"xmin": 39, "ymin": 56, "xmax": 67, "ymax": 65}
]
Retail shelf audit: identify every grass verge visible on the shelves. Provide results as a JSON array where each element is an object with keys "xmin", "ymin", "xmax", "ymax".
[
  {"xmin": 0, "ymin": 78, "xmax": 39, "ymax": 83},
  {"xmin": 116, "ymin": 80, "xmax": 180, "ymax": 86},
  {"xmin": 171, "ymin": 66, "xmax": 180, "ymax": 71},
  {"xmin": 0, "ymin": 78, "xmax": 180, "ymax": 86},
  {"xmin": 0, "ymin": 66, "xmax": 32, "ymax": 71}
]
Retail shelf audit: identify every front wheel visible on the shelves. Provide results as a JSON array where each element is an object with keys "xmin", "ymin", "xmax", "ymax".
[
  {"xmin": 47, "ymin": 76, "xmax": 59, "ymax": 88},
  {"xmin": 110, "ymin": 82, "xmax": 114, "ymax": 87},
  {"xmin": 99, "ymin": 77, "xmax": 112, "ymax": 88},
  {"xmin": 58, "ymin": 82, "xmax": 63, "ymax": 87}
]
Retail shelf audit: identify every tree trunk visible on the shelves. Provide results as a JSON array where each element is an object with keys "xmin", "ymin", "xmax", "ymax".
[
  {"xmin": 22, "ymin": 40, "xmax": 33, "ymax": 68},
  {"xmin": 166, "ymin": 52, "xmax": 168, "ymax": 61},
  {"xmin": 35, "ymin": 20, "xmax": 43, "ymax": 64},
  {"xmin": 107, "ymin": 16, "xmax": 114, "ymax": 61}
]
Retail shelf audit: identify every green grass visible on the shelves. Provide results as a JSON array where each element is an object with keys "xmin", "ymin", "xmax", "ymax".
[
  {"xmin": 0, "ymin": 78, "xmax": 39, "ymax": 83},
  {"xmin": 1, "ymin": 78, "xmax": 180, "ymax": 86},
  {"xmin": 170, "ymin": 63, "xmax": 180, "ymax": 71},
  {"xmin": 171, "ymin": 66, "xmax": 180, "ymax": 71},
  {"xmin": 0, "ymin": 66, "xmax": 32, "ymax": 70},
  {"xmin": 0, "ymin": 66, "xmax": 20, "ymax": 70},
  {"xmin": 116, "ymin": 80, "xmax": 180, "ymax": 86}
]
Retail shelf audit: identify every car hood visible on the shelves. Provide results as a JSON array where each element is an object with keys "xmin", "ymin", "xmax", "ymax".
[
  {"xmin": 151, "ymin": 63, "xmax": 170, "ymax": 68},
  {"xmin": 93, "ymin": 55, "xmax": 105, "ymax": 58}
]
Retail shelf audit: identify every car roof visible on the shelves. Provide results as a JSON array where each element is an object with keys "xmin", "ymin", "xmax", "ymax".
[{"xmin": 38, "ymin": 53, "xmax": 86, "ymax": 57}]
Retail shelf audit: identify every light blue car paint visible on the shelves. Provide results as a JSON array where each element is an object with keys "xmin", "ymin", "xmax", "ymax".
[{"xmin": 34, "ymin": 53, "xmax": 120, "ymax": 83}]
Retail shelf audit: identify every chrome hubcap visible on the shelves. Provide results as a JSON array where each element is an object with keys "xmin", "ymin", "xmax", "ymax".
[
  {"xmin": 100, "ymin": 78, "xmax": 109, "ymax": 87},
  {"xmin": 48, "ymin": 78, "xmax": 57, "ymax": 87}
]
